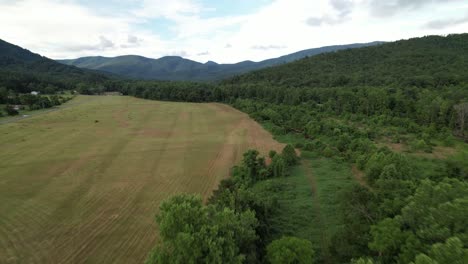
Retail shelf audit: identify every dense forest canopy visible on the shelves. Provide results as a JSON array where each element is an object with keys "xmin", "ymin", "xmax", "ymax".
[{"xmin": 223, "ymin": 34, "xmax": 468, "ymax": 89}]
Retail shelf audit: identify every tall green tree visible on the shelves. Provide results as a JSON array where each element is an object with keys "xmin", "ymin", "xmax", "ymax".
[
  {"xmin": 266, "ymin": 236, "xmax": 315, "ymax": 264},
  {"xmin": 281, "ymin": 144, "xmax": 298, "ymax": 166},
  {"xmin": 412, "ymin": 237, "xmax": 468, "ymax": 264},
  {"xmin": 146, "ymin": 194, "xmax": 258, "ymax": 264},
  {"xmin": 270, "ymin": 155, "xmax": 286, "ymax": 177},
  {"xmin": 369, "ymin": 216, "xmax": 405, "ymax": 260}
]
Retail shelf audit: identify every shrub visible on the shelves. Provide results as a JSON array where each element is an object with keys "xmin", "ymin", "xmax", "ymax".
[
  {"xmin": 282, "ymin": 144, "xmax": 299, "ymax": 166},
  {"xmin": 294, "ymin": 142, "xmax": 304, "ymax": 149},
  {"xmin": 266, "ymin": 236, "xmax": 315, "ymax": 264},
  {"xmin": 410, "ymin": 139, "xmax": 432, "ymax": 153},
  {"xmin": 304, "ymin": 143, "xmax": 314, "ymax": 151},
  {"xmin": 269, "ymin": 150, "xmax": 277, "ymax": 158},
  {"xmin": 322, "ymin": 146, "xmax": 335, "ymax": 158}
]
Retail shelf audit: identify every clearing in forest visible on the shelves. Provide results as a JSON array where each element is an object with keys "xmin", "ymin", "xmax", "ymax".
[{"xmin": 0, "ymin": 95, "xmax": 284, "ymax": 264}]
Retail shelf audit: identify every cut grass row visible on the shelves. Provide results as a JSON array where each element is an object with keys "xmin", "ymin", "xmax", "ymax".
[{"xmin": 0, "ymin": 95, "xmax": 283, "ymax": 263}]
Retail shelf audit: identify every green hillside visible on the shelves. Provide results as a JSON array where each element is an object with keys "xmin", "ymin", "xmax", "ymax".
[
  {"xmin": 0, "ymin": 39, "xmax": 109, "ymax": 93},
  {"xmin": 224, "ymin": 34, "xmax": 468, "ymax": 88}
]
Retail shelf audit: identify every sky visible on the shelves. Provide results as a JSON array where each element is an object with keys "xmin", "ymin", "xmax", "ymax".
[{"xmin": 1, "ymin": 0, "xmax": 467, "ymax": 63}]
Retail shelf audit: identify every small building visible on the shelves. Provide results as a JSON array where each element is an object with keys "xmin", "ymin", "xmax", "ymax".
[{"xmin": 31, "ymin": 91, "xmax": 40, "ymax": 95}]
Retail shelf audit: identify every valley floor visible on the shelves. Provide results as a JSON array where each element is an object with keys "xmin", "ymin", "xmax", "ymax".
[{"xmin": 0, "ymin": 95, "xmax": 284, "ymax": 263}]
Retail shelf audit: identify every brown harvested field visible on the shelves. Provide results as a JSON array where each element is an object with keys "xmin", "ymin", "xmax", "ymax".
[{"xmin": 0, "ymin": 95, "xmax": 284, "ymax": 264}]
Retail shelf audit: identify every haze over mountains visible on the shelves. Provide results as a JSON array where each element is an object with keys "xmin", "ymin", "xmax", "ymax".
[{"xmin": 58, "ymin": 42, "xmax": 383, "ymax": 81}]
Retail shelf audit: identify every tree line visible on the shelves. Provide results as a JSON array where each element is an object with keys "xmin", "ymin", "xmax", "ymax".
[{"xmin": 0, "ymin": 87, "xmax": 72, "ymax": 116}]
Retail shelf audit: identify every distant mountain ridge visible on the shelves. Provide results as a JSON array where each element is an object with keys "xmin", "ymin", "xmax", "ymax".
[{"xmin": 58, "ymin": 42, "xmax": 384, "ymax": 81}]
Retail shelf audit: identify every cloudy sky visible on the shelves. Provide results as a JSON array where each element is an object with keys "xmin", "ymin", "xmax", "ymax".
[{"xmin": 1, "ymin": 0, "xmax": 467, "ymax": 63}]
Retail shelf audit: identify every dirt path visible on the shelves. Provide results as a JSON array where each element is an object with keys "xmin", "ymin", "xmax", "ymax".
[
  {"xmin": 302, "ymin": 160, "xmax": 332, "ymax": 264},
  {"xmin": 351, "ymin": 165, "xmax": 369, "ymax": 188}
]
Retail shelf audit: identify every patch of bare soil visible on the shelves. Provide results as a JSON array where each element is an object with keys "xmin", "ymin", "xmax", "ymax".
[
  {"xmin": 384, "ymin": 142, "xmax": 405, "ymax": 152},
  {"xmin": 351, "ymin": 164, "xmax": 370, "ymax": 188},
  {"xmin": 380, "ymin": 141, "xmax": 456, "ymax": 160},
  {"xmin": 413, "ymin": 146, "xmax": 457, "ymax": 159}
]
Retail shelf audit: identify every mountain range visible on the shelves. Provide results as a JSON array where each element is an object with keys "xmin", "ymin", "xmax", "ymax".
[{"xmin": 58, "ymin": 42, "xmax": 383, "ymax": 81}]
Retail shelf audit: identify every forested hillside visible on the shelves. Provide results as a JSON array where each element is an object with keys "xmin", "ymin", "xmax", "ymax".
[
  {"xmin": 224, "ymin": 34, "xmax": 468, "ymax": 88},
  {"xmin": 0, "ymin": 39, "xmax": 109, "ymax": 94},
  {"xmin": 120, "ymin": 34, "xmax": 468, "ymax": 264},
  {"xmin": 58, "ymin": 42, "xmax": 382, "ymax": 81}
]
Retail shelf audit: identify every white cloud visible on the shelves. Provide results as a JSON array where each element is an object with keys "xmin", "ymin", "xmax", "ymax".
[
  {"xmin": 133, "ymin": 0, "xmax": 204, "ymax": 19},
  {"xmin": 127, "ymin": 35, "xmax": 140, "ymax": 44},
  {"xmin": 0, "ymin": 0, "xmax": 466, "ymax": 63},
  {"xmin": 252, "ymin": 45, "xmax": 287, "ymax": 50},
  {"xmin": 0, "ymin": 0, "xmax": 167, "ymax": 58}
]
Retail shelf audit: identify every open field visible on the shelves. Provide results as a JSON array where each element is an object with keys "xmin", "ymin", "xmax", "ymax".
[{"xmin": 0, "ymin": 95, "xmax": 284, "ymax": 264}]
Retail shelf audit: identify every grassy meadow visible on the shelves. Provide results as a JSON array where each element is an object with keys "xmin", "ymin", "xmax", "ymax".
[
  {"xmin": 0, "ymin": 95, "xmax": 284, "ymax": 263},
  {"xmin": 252, "ymin": 152, "xmax": 356, "ymax": 262}
]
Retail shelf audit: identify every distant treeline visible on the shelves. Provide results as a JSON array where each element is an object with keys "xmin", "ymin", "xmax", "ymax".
[
  {"xmin": 0, "ymin": 91, "xmax": 73, "ymax": 116},
  {"xmin": 116, "ymin": 81, "xmax": 467, "ymax": 136}
]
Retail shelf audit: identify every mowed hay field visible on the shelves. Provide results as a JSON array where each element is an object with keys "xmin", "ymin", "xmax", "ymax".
[{"xmin": 0, "ymin": 95, "xmax": 284, "ymax": 264}]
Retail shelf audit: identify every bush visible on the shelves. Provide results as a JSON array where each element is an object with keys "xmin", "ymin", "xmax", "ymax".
[
  {"xmin": 322, "ymin": 146, "xmax": 335, "ymax": 158},
  {"xmin": 266, "ymin": 236, "xmax": 315, "ymax": 264},
  {"xmin": 269, "ymin": 150, "xmax": 277, "ymax": 158},
  {"xmin": 410, "ymin": 139, "xmax": 432, "ymax": 153},
  {"xmin": 294, "ymin": 142, "xmax": 304, "ymax": 149},
  {"xmin": 356, "ymin": 154, "xmax": 369, "ymax": 170},
  {"xmin": 311, "ymin": 139, "xmax": 325, "ymax": 151},
  {"xmin": 282, "ymin": 144, "xmax": 299, "ymax": 166},
  {"xmin": 304, "ymin": 143, "xmax": 314, "ymax": 151}
]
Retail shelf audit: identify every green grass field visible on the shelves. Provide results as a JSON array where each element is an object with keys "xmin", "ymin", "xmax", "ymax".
[
  {"xmin": 0, "ymin": 95, "xmax": 284, "ymax": 263},
  {"xmin": 252, "ymin": 153, "xmax": 355, "ymax": 263}
]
